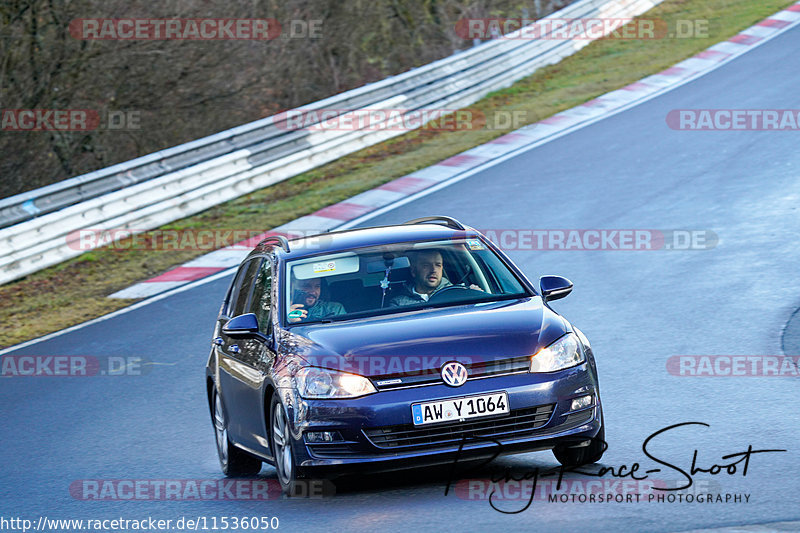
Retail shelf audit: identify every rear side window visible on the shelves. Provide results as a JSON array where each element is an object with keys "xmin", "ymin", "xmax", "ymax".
[{"xmin": 227, "ymin": 257, "xmax": 263, "ymax": 317}]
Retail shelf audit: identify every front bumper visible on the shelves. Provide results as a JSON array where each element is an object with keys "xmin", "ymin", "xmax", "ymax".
[{"xmin": 284, "ymin": 363, "xmax": 602, "ymax": 474}]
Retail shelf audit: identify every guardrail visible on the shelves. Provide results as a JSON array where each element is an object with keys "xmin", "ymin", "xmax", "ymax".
[{"xmin": 0, "ymin": 0, "xmax": 662, "ymax": 285}]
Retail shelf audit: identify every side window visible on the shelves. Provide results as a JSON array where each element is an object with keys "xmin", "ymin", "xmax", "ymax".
[
  {"xmin": 248, "ymin": 258, "xmax": 273, "ymax": 333},
  {"xmin": 225, "ymin": 263, "xmax": 250, "ymax": 317},
  {"xmin": 228, "ymin": 258, "xmax": 263, "ymax": 317}
]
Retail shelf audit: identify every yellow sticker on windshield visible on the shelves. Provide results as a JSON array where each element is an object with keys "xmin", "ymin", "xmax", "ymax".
[
  {"xmin": 466, "ymin": 239, "xmax": 485, "ymax": 250},
  {"xmin": 313, "ymin": 260, "xmax": 336, "ymax": 273}
]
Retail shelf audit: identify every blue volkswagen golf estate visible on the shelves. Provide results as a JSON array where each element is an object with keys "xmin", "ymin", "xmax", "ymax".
[{"xmin": 206, "ymin": 216, "xmax": 604, "ymax": 494}]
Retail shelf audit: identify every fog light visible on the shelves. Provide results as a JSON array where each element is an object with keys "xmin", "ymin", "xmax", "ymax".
[
  {"xmin": 304, "ymin": 431, "xmax": 342, "ymax": 443},
  {"xmin": 570, "ymin": 395, "xmax": 593, "ymax": 411}
]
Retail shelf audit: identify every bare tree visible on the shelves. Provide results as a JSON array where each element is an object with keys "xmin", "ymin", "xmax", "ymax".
[{"xmin": 1, "ymin": 0, "xmax": 570, "ymax": 198}]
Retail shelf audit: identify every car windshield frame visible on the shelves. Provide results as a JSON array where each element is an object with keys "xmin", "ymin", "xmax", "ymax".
[{"xmin": 280, "ymin": 236, "xmax": 533, "ymax": 326}]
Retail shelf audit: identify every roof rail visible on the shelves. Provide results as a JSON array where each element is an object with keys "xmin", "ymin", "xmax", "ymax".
[
  {"xmin": 259, "ymin": 235, "xmax": 291, "ymax": 253},
  {"xmin": 404, "ymin": 216, "xmax": 466, "ymax": 231}
]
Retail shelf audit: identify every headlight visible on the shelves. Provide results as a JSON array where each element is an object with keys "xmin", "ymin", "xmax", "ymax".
[
  {"xmin": 295, "ymin": 367, "xmax": 377, "ymax": 399},
  {"xmin": 530, "ymin": 333, "xmax": 585, "ymax": 372}
]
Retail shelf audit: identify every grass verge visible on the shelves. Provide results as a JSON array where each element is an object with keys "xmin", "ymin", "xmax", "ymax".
[{"xmin": 0, "ymin": 0, "xmax": 793, "ymax": 348}]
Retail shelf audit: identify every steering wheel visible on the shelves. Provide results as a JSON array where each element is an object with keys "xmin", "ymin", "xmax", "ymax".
[{"xmin": 427, "ymin": 284, "xmax": 481, "ymax": 303}]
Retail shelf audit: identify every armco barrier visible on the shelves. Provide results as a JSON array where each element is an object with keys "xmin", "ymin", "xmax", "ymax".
[{"xmin": 0, "ymin": 0, "xmax": 663, "ymax": 285}]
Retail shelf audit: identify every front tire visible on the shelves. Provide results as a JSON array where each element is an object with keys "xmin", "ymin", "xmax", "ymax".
[
  {"xmin": 212, "ymin": 389, "xmax": 262, "ymax": 476},
  {"xmin": 270, "ymin": 394, "xmax": 305, "ymax": 495},
  {"xmin": 553, "ymin": 408, "xmax": 606, "ymax": 467}
]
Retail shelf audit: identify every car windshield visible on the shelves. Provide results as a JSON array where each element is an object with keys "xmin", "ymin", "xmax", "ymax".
[{"xmin": 284, "ymin": 237, "xmax": 529, "ymax": 324}]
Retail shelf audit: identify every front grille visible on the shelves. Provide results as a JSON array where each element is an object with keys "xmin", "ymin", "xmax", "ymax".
[
  {"xmin": 363, "ymin": 404, "xmax": 555, "ymax": 449},
  {"xmin": 372, "ymin": 356, "xmax": 531, "ymax": 391}
]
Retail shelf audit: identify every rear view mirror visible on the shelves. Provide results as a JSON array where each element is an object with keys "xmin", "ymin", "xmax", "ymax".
[
  {"xmin": 366, "ymin": 255, "xmax": 410, "ymax": 273},
  {"xmin": 539, "ymin": 275, "xmax": 573, "ymax": 302}
]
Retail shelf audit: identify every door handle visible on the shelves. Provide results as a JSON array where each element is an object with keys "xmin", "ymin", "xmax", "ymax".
[{"xmin": 229, "ymin": 344, "xmax": 241, "ymax": 354}]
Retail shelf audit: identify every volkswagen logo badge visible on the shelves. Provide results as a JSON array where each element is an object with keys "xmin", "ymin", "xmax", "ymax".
[{"xmin": 441, "ymin": 361, "xmax": 468, "ymax": 387}]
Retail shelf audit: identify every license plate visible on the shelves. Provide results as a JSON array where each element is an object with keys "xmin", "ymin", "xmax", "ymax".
[{"xmin": 411, "ymin": 391, "xmax": 509, "ymax": 426}]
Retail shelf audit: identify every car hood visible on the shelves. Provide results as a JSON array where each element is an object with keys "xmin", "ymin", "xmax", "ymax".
[{"xmin": 279, "ymin": 297, "xmax": 569, "ymax": 377}]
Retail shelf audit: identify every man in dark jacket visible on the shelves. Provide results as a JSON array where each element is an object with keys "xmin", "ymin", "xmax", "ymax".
[{"xmin": 388, "ymin": 249, "xmax": 453, "ymax": 307}]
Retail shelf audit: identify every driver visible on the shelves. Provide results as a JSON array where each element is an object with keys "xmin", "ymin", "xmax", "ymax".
[
  {"xmin": 288, "ymin": 277, "xmax": 346, "ymax": 323},
  {"xmin": 389, "ymin": 249, "xmax": 480, "ymax": 307}
]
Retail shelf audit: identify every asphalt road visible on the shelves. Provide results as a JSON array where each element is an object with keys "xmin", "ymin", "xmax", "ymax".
[{"xmin": 2, "ymin": 22, "xmax": 800, "ymax": 533}]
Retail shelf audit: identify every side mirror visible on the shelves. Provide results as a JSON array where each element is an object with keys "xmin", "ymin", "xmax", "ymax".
[
  {"xmin": 222, "ymin": 313, "xmax": 261, "ymax": 339},
  {"xmin": 539, "ymin": 275, "xmax": 573, "ymax": 302}
]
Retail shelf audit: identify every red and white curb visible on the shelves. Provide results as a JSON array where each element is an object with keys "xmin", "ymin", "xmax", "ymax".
[{"xmin": 109, "ymin": 2, "xmax": 800, "ymax": 299}]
